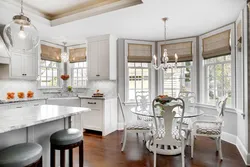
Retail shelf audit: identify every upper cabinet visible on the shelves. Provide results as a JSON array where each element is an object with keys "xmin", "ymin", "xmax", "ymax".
[
  {"xmin": 87, "ymin": 35, "xmax": 117, "ymax": 80},
  {"xmin": 10, "ymin": 50, "xmax": 37, "ymax": 80}
]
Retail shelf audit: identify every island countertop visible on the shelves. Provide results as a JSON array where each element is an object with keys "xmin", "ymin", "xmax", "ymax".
[{"xmin": 0, "ymin": 105, "xmax": 91, "ymax": 134}]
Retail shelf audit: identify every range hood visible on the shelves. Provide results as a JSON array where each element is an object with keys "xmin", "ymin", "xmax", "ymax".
[{"xmin": 0, "ymin": 35, "xmax": 10, "ymax": 64}]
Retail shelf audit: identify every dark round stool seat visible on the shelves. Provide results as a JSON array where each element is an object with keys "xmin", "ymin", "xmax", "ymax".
[
  {"xmin": 0, "ymin": 143, "xmax": 42, "ymax": 167},
  {"xmin": 50, "ymin": 128, "xmax": 83, "ymax": 146}
]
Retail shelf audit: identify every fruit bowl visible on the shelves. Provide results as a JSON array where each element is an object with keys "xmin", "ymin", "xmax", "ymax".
[{"xmin": 61, "ymin": 74, "xmax": 69, "ymax": 80}]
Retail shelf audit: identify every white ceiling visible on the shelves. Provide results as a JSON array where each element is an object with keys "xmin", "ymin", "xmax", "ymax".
[{"xmin": 0, "ymin": 0, "xmax": 246, "ymax": 45}]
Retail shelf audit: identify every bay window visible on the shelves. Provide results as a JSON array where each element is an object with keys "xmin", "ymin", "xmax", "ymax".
[
  {"xmin": 125, "ymin": 41, "xmax": 155, "ymax": 102},
  {"xmin": 163, "ymin": 62, "xmax": 192, "ymax": 97}
]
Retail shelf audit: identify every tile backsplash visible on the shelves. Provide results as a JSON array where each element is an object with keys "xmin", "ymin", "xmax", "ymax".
[
  {"xmin": 0, "ymin": 79, "xmax": 117, "ymax": 99},
  {"xmin": 76, "ymin": 80, "xmax": 117, "ymax": 97},
  {"xmin": 0, "ymin": 80, "xmax": 43, "ymax": 99}
]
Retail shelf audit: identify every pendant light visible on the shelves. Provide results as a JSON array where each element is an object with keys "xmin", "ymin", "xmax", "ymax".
[
  {"xmin": 61, "ymin": 42, "xmax": 69, "ymax": 62},
  {"xmin": 152, "ymin": 18, "xmax": 178, "ymax": 71},
  {"xmin": 3, "ymin": 0, "xmax": 39, "ymax": 52}
]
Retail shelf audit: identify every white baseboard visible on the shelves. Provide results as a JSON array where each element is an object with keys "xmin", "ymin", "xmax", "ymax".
[
  {"xmin": 117, "ymin": 122, "xmax": 124, "ymax": 130},
  {"xmin": 236, "ymin": 137, "xmax": 249, "ymax": 165},
  {"xmin": 221, "ymin": 132, "xmax": 237, "ymax": 145}
]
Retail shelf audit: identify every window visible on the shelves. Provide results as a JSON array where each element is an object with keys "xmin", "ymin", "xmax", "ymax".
[
  {"xmin": 163, "ymin": 62, "xmax": 192, "ymax": 97},
  {"xmin": 127, "ymin": 62, "xmax": 150, "ymax": 101},
  {"xmin": 71, "ymin": 62, "xmax": 87, "ymax": 87},
  {"xmin": 204, "ymin": 55, "xmax": 232, "ymax": 106},
  {"xmin": 40, "ymin": 60, "xmax": 60, "ymax": 87}
]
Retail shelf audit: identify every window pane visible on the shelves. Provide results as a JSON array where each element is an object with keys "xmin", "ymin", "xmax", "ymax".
[
  {"xmin": 135, "ymin": 63, "xmax": 142, "ymax": 67},
  {"xmin": 135, "ymin": 69, "xmax": 142, "ymax": 89},
  {"xmin": 52, "ymin": 62, "xmax": 57, "ymax": 67},
  {"xmin": 47, "ymin": 68, "xmax": 53, "ymax": 77},
  {"xmin": 45, "ymin": 61, "xmax": 51, "ymax": 67},
  {"xmin": 53, "ymin": 77, "xmax": 58, "ymax": 87},
  {"xmin": 128, "ymin": 63, "xmax": 134, "ymax": 67},
  {"xmin": 224, "ymin": 63, "xmax": 231, "ymax": 77}
]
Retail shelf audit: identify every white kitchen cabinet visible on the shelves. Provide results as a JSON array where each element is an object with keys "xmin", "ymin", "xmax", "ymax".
[
  {"xmin": 87, "ymin": 34, "xmax": 117, "ymax": 80},
  {"xmin": 9, "ymin": 51, "xmax": 37, "ymax": 80},
  {"xmin": 80, "ymin": 98, "xmax": 117, "ymax": 136},
  {"xmin": 0, "ymin": 99, "xmax": 47, "ymax": 110}
]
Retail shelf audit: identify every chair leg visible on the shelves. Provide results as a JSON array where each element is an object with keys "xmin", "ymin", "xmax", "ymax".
[
  {"xmin": 191, "ymin": 134, "xmax": 194, "ymax": 159},
  {"xmin": 218, "ymin": 137, "xmax": 223, "ymax": 160},
  {"xmin": 38, "ymin": 156, "xmax": 42, "ymax": 167},
  {"xmin": 60, "ymin": 150, "xmax": 65, "ymax": 167},
  {"xmin": 79, "ymin": 140, "xmax": 84, "ymax": 167},
  {"xmin": 181, "ymin": 140, "xmax": 185, "ymax": 167},
  {"xmin": 153, "ymin": 141, "xmax": 156, "ymax": 167},
  {"xmin": 50, "ymin": 144, "xmax": 55, "ymax": 167},
  {"xmin": 121, "ymin": 129, "xmax": 127, "ymax": 152},
  {"xmin": 143, "ymin": 133, "xmax": 146, "ymax": 142},
  {"xmin": 215, "ymin": 137, "xmax": 219, "ymax": 152},
  {"xmin": 69, "ymin": 148, "xmax": 73, "ymax": 167}
]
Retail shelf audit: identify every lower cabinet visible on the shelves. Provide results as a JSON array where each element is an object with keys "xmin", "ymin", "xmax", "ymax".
[
  {"xmin": 0, "ymin": 99, "xmax": 46, "ymax": 110},
  {"xmin": 81, "ymin": 98, "xmax": 117, "ymax": 136}
]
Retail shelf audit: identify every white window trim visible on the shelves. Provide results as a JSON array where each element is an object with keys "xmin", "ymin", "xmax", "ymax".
[
  {"xmin": 199, "ymin": 23, "xmax": 236, "ymax": 108},
  {"xmin": 37, "ymin": 41, "xmax": 63, "ymax": 89},
  {"xmin": 157, "ymin": 37, "xmax": 197, "ymax": 98},
  {"xmin": 124, "ymin": 40, "xmax": 156, "ymax": 103},
  {"xmin": 67, "ymin": 44, "xmax": 88, "ymax": 88}
]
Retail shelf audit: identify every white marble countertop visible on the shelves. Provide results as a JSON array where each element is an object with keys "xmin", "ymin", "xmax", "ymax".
[
  {"xmin": 78, "ymin": 96, "xmax": 116, "ymax": 100},
  {"xmin": 0, "ymin": 105, "xmax": 91, "ymax": 134},
  {"xmin": 0, "ymin": 97, "xmax": 48, "ymax": 104}
]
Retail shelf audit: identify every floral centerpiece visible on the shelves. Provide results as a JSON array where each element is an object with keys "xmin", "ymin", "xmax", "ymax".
[{"xmin": 155, "ymin": 95, "xmax": 170, "ymax": 105}]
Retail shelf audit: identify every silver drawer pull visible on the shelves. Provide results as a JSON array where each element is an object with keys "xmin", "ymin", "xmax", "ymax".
[
  {"xmin": 34, "ymin": 104, "xmax": 39, "ymax": 106},
  {"xmin": 16, "ymin": 106, "xmax": 22, "ymax": 108},
  {"xmin": 88, "ymin": 102, "xmax": 96, "ymax": 104}
]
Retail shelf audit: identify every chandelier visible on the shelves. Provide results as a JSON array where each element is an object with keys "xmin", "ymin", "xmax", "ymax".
[
  {"xmin": 3, "ymin": 0, "xmax": 39, "ymax": 52},
  {"xmin": 152, "ymin": 17, "xmax": 178, "ymax": 71},
  {"xmin": 61, "ymin": 42, "xmax": 69, "ymax": 62}
]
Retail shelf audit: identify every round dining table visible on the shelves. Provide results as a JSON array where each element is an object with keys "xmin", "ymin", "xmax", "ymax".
[{"xmin": 130, "ymin": 105, "xmax": 204, "ymax": 155}]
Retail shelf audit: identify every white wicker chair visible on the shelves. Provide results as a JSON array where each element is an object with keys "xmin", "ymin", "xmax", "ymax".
[
  {"xmin": 152, "ymin": 97, "xmax": 190, "ymax": 167},
  {"xmin": 190, "ymin": 96, "xmax": 228, "ymax": 160},
  {"xmin": 118, "ymin": 94, "xmax": 151, "ymax": 152}
]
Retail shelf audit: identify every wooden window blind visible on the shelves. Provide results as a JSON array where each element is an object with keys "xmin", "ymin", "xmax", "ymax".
[
  {"xmin": 127, "ymin": 44, "xmax": 152, "ymax": 63},
  {"xmin": 69, "ymin": 48, "xmax": 87, "ymax": 63},
  {"xmin": 161, "ymin": 42, "xmax": 192, "ymax": 62},
  {"xmin": 41, "ymin": 44, "xmax": 61, "ymax": 62},
  {"xmin": 202, "ymin": 30, "xmax": 231, "ymax": 59}
]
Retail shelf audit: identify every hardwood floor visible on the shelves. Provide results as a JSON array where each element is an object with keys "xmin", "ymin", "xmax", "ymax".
[{"xmin": 72, "ymin": 130, "xmax": 246, "ymax": 167}]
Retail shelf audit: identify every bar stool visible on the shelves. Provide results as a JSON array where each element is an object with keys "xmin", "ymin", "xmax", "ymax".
[
  {"xmin": 0, "ymin": 143, "xmax": 42, "ymax": 167},
  {"xmin": 50, "ymin": 128, "xmax": 84, "ymax": 167}
]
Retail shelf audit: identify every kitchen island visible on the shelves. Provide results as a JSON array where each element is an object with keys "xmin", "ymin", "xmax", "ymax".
[{"xmin": 0, "ymin": 105, "xmax": 90, "ymax": 167}]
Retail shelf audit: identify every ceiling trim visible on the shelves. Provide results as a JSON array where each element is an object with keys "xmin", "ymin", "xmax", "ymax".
[
  {"xmin": 51, "ymin": 0, "xmax": 143, "ymax": 26},
  {"xmin": 1, "ymin": 0, "xmax": 143, "ymax": 27}
]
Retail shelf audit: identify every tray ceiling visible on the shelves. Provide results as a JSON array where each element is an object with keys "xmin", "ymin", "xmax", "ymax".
[{"xmin": 21, "ymin": 0, "xmax": 121, "ymax": 20}]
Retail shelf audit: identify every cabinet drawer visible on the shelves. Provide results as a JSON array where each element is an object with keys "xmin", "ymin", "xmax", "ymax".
[
  {"xmin": 28, "ymin": 100, "xmax": 46, "ymax": 107},
  {"xmin": 9, "ymin": 102, "xmax": 27, "ymax": 109},
  {"xmin": 81, "ymin": 99, "xmax": 102, "ymax": 110},
  {"xmin": 82, "ymin": 109, "xmax": 103, "ymax": 131}
]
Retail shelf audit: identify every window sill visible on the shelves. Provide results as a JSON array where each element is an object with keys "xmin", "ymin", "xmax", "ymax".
[{"xmin": 195, "ymin": 103, "xmax": 236, "ymax": 113}]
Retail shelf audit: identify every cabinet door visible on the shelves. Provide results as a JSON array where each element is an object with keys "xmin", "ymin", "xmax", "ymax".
[
  {"xmin": 88, "ymin": 41, "xmax": 99, "ymax": 80},
  {"xmin": 10, "ymin": 53, "xmax": 23, "ymax": 77},
  {"xmin": 98, "ymin": 40, "xmax": 109, "ymax": 80},
  {"xmin": 23, "ymin": 54, "xmax": 36, "ymax": 78},
  {"xmin": 82, "ymin": 109, "xmax": 103, "ymax": 131}
]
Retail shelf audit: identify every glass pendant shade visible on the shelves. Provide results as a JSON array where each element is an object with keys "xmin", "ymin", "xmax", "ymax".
[
  {"xmin": 61, "ymin": 43, "xmax": 69, "ymax": 62},
  {"xmin": 3, "ymin": 15, "xmax": 39, "ymax": 52},
  {"xmin": 3, "ymin": 0, "xmax": 39, "ymax": 52},
  {"xmin": 61, "ymin": 52, "xmax": 69, "ymax": 62}
]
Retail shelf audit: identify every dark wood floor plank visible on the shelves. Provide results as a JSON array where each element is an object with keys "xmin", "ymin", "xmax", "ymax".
[{"xmin": 71, "ymin": 131, "xmax": 246, "ymax": 167}]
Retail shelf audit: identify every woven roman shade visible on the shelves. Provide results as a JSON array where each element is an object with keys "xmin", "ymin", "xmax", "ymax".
[
  {"xmin": 202, "ymin": 30, "xmax": 231, "ymax": 59},
  {"xmin": 161, "ymin": 42, "xmax": 192, "ymax": 62},
  {"xmin": 69, "ymin": 48, "xmax": 87, "ymax": 63},
  {"xmin": 128, "ymin": 44, "xmax": 152, "ymax": 63},
  {"xmin": 41, "ymin": 44, "xmax": 61, "ymax": 62}
]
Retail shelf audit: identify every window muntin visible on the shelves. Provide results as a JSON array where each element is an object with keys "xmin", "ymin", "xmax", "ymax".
[
  {"xmin": 71, "ymin": 62, "xmax": 87, "ymax": 87},
  {"xmin": 40, "ymin": 60, "xmax": 59, "ymax": 87},
  {"xmin": 128, "ymin": 62, "xmax": 150, "ymax": 101},
  {"xmin": 204, "ymin": 55, "xmax": 232, "ymax": 106},
  {"xmin": 163, "ymin": 62, "xmax": 192, "ymax": 97}
]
